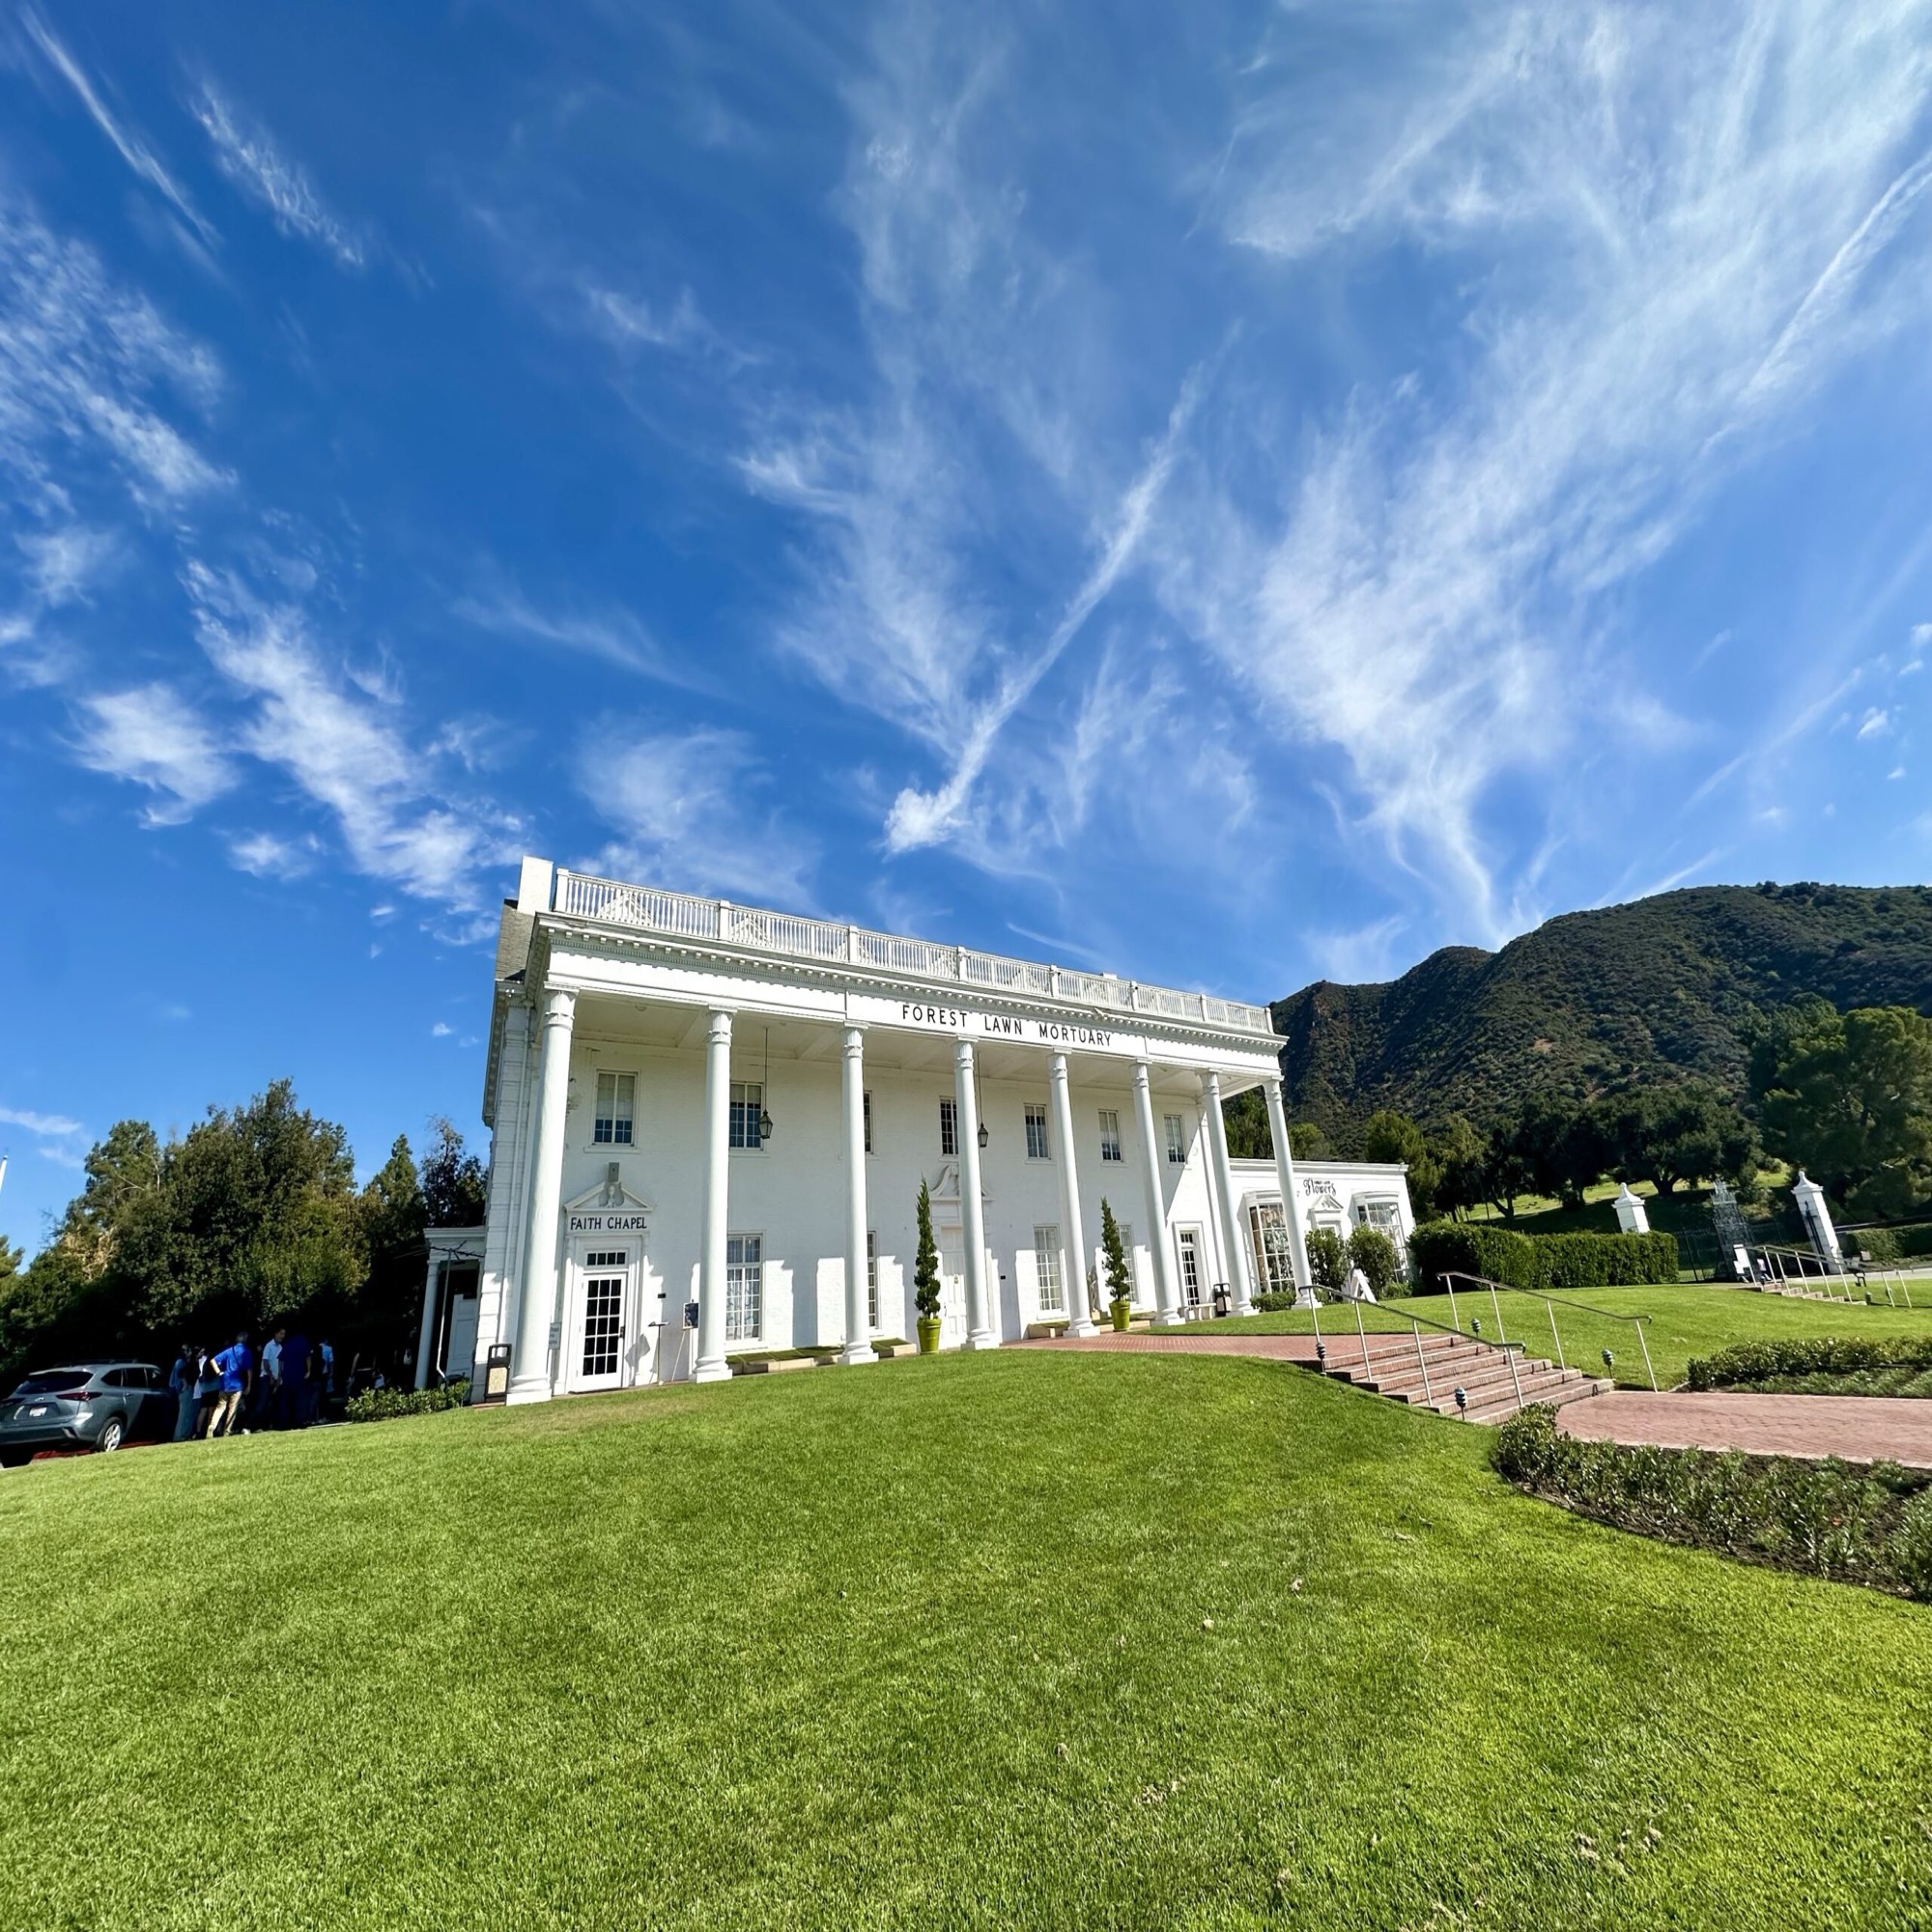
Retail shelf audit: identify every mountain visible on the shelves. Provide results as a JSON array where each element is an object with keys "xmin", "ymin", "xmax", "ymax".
[{"xmin": 1273, "ymin": 882, "xmax": 1932, "ymax": 1139}]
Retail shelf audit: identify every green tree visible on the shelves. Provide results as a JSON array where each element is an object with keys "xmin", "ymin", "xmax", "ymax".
[
  {"xmin": 1222, "ymin": 1089, "xmax": 1271, "ymax": 1159},
  {"xmin": 1098, "ymin": 1199, "xmax": 1131, "ymax": 1309},
  {"xmin": 118, "ymin": 1078, "xmax": 367, "ymax": 1332},
  {"xmin": 1603, "ymin": 1084, "xmax": 1758, "ymax": 1197},
  {"xmin": 913, "ymin": 1179, "xmax": 941, "ymax": 1321},
  {"xmin": 1305, "ymin": 1226, "xmax": 1349, "ymax": 1296},
  {"xmin": 421, "ymin": 1119, "xmax": 488, "ymax": 1227},
  {"xmin": 1288, "ymin": 1121, "xmax": 1327, "ymax": 1160},
  {"xmin": 1347, "ymin": 1225, "xmax": 1401, "ymax": 1297},
  {"xmin": 1481, "ymin": 1115, "xmax": 1538, "ymax": 1221},
  {"xmin": 1430, "ymin": 1116, "xmax": 1487, "ymax": 1220},
  {"xmin": 1360, "ymin": 1109, "xmax": 1440, "ymax": 1216},
  {"xmin": 1749, "ymin": 1001, "xmax": 1932, "ymax": 1218}
]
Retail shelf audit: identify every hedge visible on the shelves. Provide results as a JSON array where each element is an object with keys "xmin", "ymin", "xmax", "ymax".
[
  {"xmin": 1688, "ymin": 1337, "xmax": 1932, "ymax": 1391},
  {"xmin": 1494, "ymin": 1406, "xmax": 1932, "ymax": 1600},
  {"xmin": 345, "ymin": 1379, "xmax": 469, "ymax": 1423},
  {"xmin": 1847, "ymin": 1222, "xmax": 1932, "ymax": 1262},
  {"xmin": 1408, "ymin": 1222, "xmax": 1679, "ymax": 1293}
]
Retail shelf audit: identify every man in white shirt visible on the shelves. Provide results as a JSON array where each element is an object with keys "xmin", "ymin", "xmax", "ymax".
[{"xmin": 256, "ymin": 1326, "xmax": 286, "ymax": 1428}]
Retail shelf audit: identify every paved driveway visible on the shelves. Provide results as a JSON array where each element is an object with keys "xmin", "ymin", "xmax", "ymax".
[{"xmin": 1556, "ymin": 1391, "xmax": 1932, "ymax": 1469}]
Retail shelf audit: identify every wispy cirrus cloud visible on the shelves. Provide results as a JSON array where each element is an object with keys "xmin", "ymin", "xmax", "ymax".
[
  {"xmin": 451, "ymin": 573, "xmax": 696, "ymax": 686},
  {"xmin": 19, "ymin": 9, "xmax": 214, "ymax": 246},
  {"xmin": 184, "ymin": 563, "xmax": 523, "ymax": 914},
  {"xmin": 71, "ymin": 682, "xmax": 234, "ymax": 825},
  {"xmin": 188, "ymin": 82, "xmax": 367, "ymax": 270},
  {"xmin": 579, "ymin": 722, "xmax": 816, "ymax": 907},
  {"xmin": 740, "ymin": 1, "xmax": 1932, "ymax": 945},
  {"xmin": 0, "ymin": 193, "xmax": 228, "ymax": 504}
]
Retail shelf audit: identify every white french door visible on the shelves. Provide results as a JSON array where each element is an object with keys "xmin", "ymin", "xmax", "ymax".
[{"xmin": 568, "ymin": 1245, "xmax": 634, "ymax": 1392}]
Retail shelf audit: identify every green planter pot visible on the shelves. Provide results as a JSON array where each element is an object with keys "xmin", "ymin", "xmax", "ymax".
[
  {"xmin": 917, "ymin": 1316, "xmax": 943, "ymax": 1355},
  {"xmin": 1109, "ymin": 1300, "xmax": 1132, "ymax": 1333}
]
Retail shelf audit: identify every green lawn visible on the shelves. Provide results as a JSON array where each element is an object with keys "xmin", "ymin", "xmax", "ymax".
[
  {"xmin": 2, "ymin": 1352, "xmax": 1928, "ymax": 1928},
  {"xmin": 1193, "ymin": 1281, "xmax": 1932, "ymax": 1388}
]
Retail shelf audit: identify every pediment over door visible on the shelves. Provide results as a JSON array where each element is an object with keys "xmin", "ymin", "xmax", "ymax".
[
  {"xmin": 928, "ymin": 1158, "xmax": 989, "ymax": 1208},
  {"xmin": 563, "ymin": 1164, "xmax": 654, "ymax": 1236}
]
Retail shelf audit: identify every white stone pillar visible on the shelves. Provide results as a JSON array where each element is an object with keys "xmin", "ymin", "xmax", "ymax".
[
  {"xmin": 838, "ymin": 1026, "xmax": 876, "ymax": 1365},
  {"xmin": 955, "ymin": 1041, "xmax": 996, "ymax": 1349},
  {"xmin": 694, "ymin": 1008, "xmax": 735, "ymax": 1383},
  {"xmin": 1262, "ymin": 1073, "xmax": 1314, "ymax": 1303},
  {"xmin": 1201, "ymin": 1070, "xmax": 1254, "ymax": 1317},
  {"xmin": 1131, "ymin": 1061, "xmax": 1178, "ymax": 1324},
  {"xmin": 1792, "ymin": 1170, "xmax": 1843, "ymax": 1268},
  {"xmin": 1049, "ymin": 1050, "xmax": 1096, "ymax": 1337},
  {"xmin": 413, "ymin": 1253, "xmax": 441, "ymax": 1391},
  {"xmin": 1613, "ymin": 1182, "xmax": 1650, "ymax": 1236},
  {"xmin": 509, "ymin": 986, "xmax": 576, "ymax": 1404}
]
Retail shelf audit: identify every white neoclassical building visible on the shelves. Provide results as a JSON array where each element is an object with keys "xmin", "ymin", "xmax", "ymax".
[{"xmin": 445, "ymin": 859, "xmax": 1412, "ymax": 1402}]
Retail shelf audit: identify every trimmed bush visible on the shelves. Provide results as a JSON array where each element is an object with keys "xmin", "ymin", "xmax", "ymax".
[
  {"xmin": 1851, "ymin": 1227, "xmax": 1902, "ymax": 1264},
  {"xmin": 1347, "ymin": 1226, "xmax": 1401, "ymax": 1297},
  {"xmin": 1408, "ymin": 1222, "xmax": 1678, "ymax": 1293},
  {"xmin": 1305, "ymin": 1228, "xmax": 1348, "ymax": 1295},
  {"xmin": 1688, "ymin": 1336, "xmax": 1932, "ymax": 1391},
  {"xmin": 346, "ymin": 1379, "xmax": 469, "ymax": 1423},
  {"xmin": 1494, "ymin": 1405, "xmax": 1931, "ymax": 1600}
]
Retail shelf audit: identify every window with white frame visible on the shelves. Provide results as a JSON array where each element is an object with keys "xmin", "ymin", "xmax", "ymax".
[
  {"xmin": 1034, "ymin": 1227, "xmax": 1064, "ymax": 1313},
  {"xmin": 1024, "ymin": 1103, "xmax": 1050, "ymax": 1160},
  {"xmin": 1165, "ymin": 1113, "xmax": 1185, "ymax": 1163},
  {"xmin": 864, "ymin": 1091, "xmax": 872, "ymax": 1155},
  {"xmin": 729, "ymin": 1083, "xmax": 763, "ymax": 1151},
  {"xmin": 1248, "ymin": 1201, "xmax": 1294, "ymax": 1295},
  {"xmin": 725, "ymin": 1234, "xmax": 762, "ymax": 1340},
  {"xmin": 867, "ymin": 1230, "xmax": 878, "ymax": 1327},
  {"xmin": 1097, "ymin": 1110, "xmax": 1122, "ymax": 1162},
  {"xmin": 939, "ymin": 1097, "xmax": 957, "ymax": 1157},
  {"xmin": 593, "ymin": 1071, "xmax": 635, "ymax": 1146}
]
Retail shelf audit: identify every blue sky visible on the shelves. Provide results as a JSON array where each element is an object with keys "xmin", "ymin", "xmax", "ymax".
[{"xmin": 4, "ymin": 0, "xmax": 1932, "ymax": 1250}]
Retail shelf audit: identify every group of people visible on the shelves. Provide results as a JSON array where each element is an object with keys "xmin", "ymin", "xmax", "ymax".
[{"xmin": 167, "ymin": 1327, "xmax": 338, "ymax": 1441}]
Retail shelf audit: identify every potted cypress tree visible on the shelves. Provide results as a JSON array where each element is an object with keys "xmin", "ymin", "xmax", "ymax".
[
  {"xmin": 1100, "ymin": 1198, "xmax": 1134, "ymax": 1331},
  {"xmin": 914, "ymin": 1178, "xmax": 943, "ymax": 1353}
]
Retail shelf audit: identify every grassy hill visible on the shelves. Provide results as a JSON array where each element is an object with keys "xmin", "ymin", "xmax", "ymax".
[
  {"xmin": 3, "ymin": 1349, "xmax": 1929, "ymax": 1928},
  {"xmin": 1275, "ymin": 881, "xmax": 1932, "ymax": 1138}
]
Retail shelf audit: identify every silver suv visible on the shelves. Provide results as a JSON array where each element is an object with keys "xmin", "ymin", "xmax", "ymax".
[{"xmin": 0, "ymin": 1364, "xmax": 174, "ymax": 1465}]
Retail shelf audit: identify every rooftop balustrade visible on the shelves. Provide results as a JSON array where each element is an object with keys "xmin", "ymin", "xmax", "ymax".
[{"xmin": 552, "ymin": 868, "xmax": 1275, "ymax": 1037}]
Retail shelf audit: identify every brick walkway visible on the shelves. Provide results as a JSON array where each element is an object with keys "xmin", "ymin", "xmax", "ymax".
[{"xmin": 1555, "ymin": 1391, "xmax": 1932, "ymax": 1469}]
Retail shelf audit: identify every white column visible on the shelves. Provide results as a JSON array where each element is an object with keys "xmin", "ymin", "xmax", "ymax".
[
  {"xmin": 1262, "ymin": 1073, "xmax": 1314, "ymax": 1304},
  {"xmin": 694, "ymin": 1008, "xmax": 734, "ymax": 1383},
  {"xmin": 1131, "ymin": 1061, "xmax": 1179, "ymax": 1324},
  {"xmin": 1049, "ymin": 1050, "xmax": 1096, "ymax": 1337},
  {"xmin": 413, "ymin": 1254, "xmax": 441, "ymax": 1391},
  {"xmin": 955, "ymin": 1040, "xmax": 996, "ymax": 1349},
  {"xmin": 1201, "ymin": 1070, "xmax": 1254, "ymax": 1317},
  {"xmin": 508, "ymin": 986, "xmax": 576, "ymax": 1404},
  {"xmin": 838, "ymin": 1026, "xmax": 876, "ymax": 1365}
]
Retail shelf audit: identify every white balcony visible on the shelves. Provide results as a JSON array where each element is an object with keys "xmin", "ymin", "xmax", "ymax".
[{"xmin": 550, "ymin": 869, "xmax": 1275, "ymax": 1037}]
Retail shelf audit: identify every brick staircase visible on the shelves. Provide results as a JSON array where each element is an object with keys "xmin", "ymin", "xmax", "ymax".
[{"xmin": 1315, "ymin": 1328, "xmax": 1611, "ymax": 1424}]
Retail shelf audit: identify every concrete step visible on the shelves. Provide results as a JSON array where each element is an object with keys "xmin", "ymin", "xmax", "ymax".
[{"xmin": 1313, "ymin": 1331, "xmax": 1613, "ymax": 1425}]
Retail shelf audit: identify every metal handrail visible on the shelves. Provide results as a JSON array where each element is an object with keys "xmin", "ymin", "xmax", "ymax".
[
  {"xmin": 1315, "ymin": 1293, "xmax": 1531, "ymax": 1420},
  {"xmin": 1440, "ymin": 1271, "xmax": 1658, "ymax": 1391}
]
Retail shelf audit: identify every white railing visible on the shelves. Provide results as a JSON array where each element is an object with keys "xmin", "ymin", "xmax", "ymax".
[{"xmin": 552, "ymin": 868, "xmax": 1274, "ymax": 1036}]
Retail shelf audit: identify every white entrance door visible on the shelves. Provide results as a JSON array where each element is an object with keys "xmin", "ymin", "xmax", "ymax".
[
  {"xmin": 569, "ymin": 1246, "xmax": 634, "ymax": 1393},
  {"xmin": 938, "ymin": 1222, "xmax": 968, "ymax": 1348}
]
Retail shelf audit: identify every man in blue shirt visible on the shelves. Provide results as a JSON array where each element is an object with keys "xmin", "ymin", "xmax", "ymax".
[{"xmin": 208, "ymin": 1333, "xmax": 253, "ymax": 1438}]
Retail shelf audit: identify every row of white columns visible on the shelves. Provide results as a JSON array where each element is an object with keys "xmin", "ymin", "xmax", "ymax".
[{"xmin": 506, "ymin": 991, "xmax": 1311, "ymax": 1401}]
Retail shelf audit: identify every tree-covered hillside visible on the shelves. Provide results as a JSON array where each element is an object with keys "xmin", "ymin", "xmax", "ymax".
[{"xmin": 1275, "ymin": 883, "xmax": 1932, "ymax": 1139}]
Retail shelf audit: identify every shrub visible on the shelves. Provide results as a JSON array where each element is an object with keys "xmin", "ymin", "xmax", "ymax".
[
  {"xmin": 1098, "ymin": 1199, "xmax": 1132, "ymax": 1307},
  {"xmin": 1852, "ymin": 1227, "xmax": 1902, "ymax": 1264},
  {"xmin": 1347, "ymin": 1226, "xmax": 1400, "ymax": 1297},
  {"xmin": 1687, "ymin": 1336, "xmax": 1932, "ymax": 1390},
  {"xmin": 1305, "ymin": 1228, "xmax": 1349, "ymax": 1296},
  {"xmin": 1494, "ymin": 1405, "xmax": 1931, "ymax": 1599},
  {"xmin": 1252, "ymin": 1291, "xmax": 1298, "ymax": 1313},
  {"xmin": 346, "ymin": 1379, "xmax": 469, "ymax": 1423},
  {"xmin": 1408, "ymin": 1222, "xmax": 1678, "ymax": 1293}
]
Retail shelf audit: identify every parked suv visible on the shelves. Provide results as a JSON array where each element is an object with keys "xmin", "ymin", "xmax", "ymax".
[{"xmin": 0, "ymin": 1364, "xmax": 174, "ymax": 1465}]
